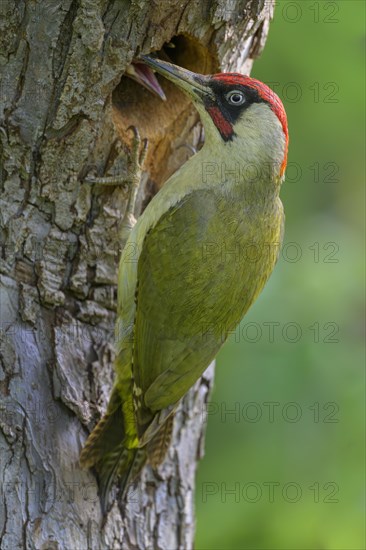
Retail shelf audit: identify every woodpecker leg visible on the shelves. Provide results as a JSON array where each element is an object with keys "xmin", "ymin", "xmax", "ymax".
[
  {"xmin": 119, "ymin": 127, "xmax": 148, "ymax": 247},
  {"xmin": 84, "ymin": 126, "xmax": 148, "ymax": 248}
]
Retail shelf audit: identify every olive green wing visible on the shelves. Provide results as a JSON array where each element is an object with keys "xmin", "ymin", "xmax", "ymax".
[{"xmin": 133, "ymin": 187, "xmax": 260, "ymax": 421}]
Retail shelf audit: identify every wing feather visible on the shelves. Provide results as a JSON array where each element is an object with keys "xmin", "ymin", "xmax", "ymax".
[{"xmin": 132, "ymin": 187, "xmax": 282, "ymax": 418}]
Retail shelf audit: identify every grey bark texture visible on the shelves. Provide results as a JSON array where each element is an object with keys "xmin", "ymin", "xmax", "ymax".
[{"xmin": 0, "ymin": 1, "xmax": 274, "ymax": 548}]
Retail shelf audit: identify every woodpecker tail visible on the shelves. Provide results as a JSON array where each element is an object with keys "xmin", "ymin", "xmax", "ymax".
[
  {"xmin": 146, "ymin": 413, "xmax": 174, "ymax": 468},
  {"xmin": 80, "ymin": 387, "xmax": 144, "ymax": 512},
  {"xmin": 80, "ymin": 388, "xmax": 176, "ymax": 511}
]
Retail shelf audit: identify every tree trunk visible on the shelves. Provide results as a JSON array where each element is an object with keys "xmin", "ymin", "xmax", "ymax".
[{"xmin": 0, "ymin": 1, "xmax": 273, "ymax": 548}]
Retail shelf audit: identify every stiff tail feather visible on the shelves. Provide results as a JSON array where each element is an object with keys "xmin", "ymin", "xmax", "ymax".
[
  {"xmin": 146, "ymin": 413, "xmax": 174, "ymax": 468},
  {"xmin": 80, "ymin": 388, "xmax": 176, "ymax": 511},
  {"xmin": 79, "ymin": 388, "xmax": 138, "ymax": 512}
]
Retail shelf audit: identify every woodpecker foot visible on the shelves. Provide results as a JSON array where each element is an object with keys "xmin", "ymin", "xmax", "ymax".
[
  {"xmin": 84, "ymin": 127, "xmax": 148, "ymax": 188},
  {"xmin": 127, "ymin": 125, "xmax": 149, "ymax": 186},
  {"xmin": 84, "ymin": 140, "xmax": 127, "ymax": 187},
  {"xmin": 84, "ymin": 127, "xmax": 148, "ymax": 247},
  {"xmin": 119, "ymin": 126, "xmax": 148, "ymax": 246}
]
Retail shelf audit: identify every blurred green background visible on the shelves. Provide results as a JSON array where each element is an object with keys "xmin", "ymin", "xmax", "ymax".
[{"xmin": 195, "ymin": 1, "xmax": 365, "ymax": 549}]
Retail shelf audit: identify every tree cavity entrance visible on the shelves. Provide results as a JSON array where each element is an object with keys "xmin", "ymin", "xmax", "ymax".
[{"xmin": 112, "ymin": 35, "xmax": 216, "ymax": 188}]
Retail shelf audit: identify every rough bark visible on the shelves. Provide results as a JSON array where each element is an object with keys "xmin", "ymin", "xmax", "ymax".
[{"xmin": 0, "ymin": 1, "xmax": 274, "ymax": 548}]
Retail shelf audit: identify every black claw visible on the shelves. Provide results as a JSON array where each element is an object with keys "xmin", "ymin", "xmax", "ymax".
[
  {"xmin": 127, "ymin": 125, "xmax": 140, "ymax": 141},
  {"xmin": 139, "ymin": 138, "xmax": 149, "ymax": 164}
]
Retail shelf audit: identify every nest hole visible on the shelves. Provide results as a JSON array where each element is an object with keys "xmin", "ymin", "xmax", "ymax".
[{"xmin": 112, "ymin": 35, "xmax": 217, "ymax": 187}]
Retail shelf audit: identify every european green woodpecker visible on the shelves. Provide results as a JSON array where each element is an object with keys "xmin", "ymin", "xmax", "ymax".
[{"xmin": 80, "ymin": 55, "xmax": 289, "ymax": 509}]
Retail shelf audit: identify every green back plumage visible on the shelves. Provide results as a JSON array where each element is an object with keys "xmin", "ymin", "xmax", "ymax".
[
  {"xmin": 80, "ymin": 141, "xmax": 284, "ymax": 509},
  {"xmin": 133, "ymin": 186, "xmax": 283, "ymax": 415}
]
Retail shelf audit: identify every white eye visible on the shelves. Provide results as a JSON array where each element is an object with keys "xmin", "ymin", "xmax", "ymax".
[{"xmin": 225, "ymin": 90, "xmax": 246, "ymax": 106}]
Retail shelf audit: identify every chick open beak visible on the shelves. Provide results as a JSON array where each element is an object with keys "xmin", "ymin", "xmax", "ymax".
[{"xmin": 125, "ymin": 62, "xmax": 167, "ymax": 101}]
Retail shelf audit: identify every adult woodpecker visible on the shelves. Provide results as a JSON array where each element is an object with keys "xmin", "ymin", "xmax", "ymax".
[{"xmin": 80, "ymin": 55, "xmax": 289, "ymax": 509}]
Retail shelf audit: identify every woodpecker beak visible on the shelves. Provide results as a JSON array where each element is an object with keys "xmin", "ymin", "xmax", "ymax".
[
  {"xmin": 126, "ymin": 62, "xmax": 167, "ymax": 101},
  {"xmin": 140, "ymin": 55, "xmax": 213, "ymax": 103}
]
